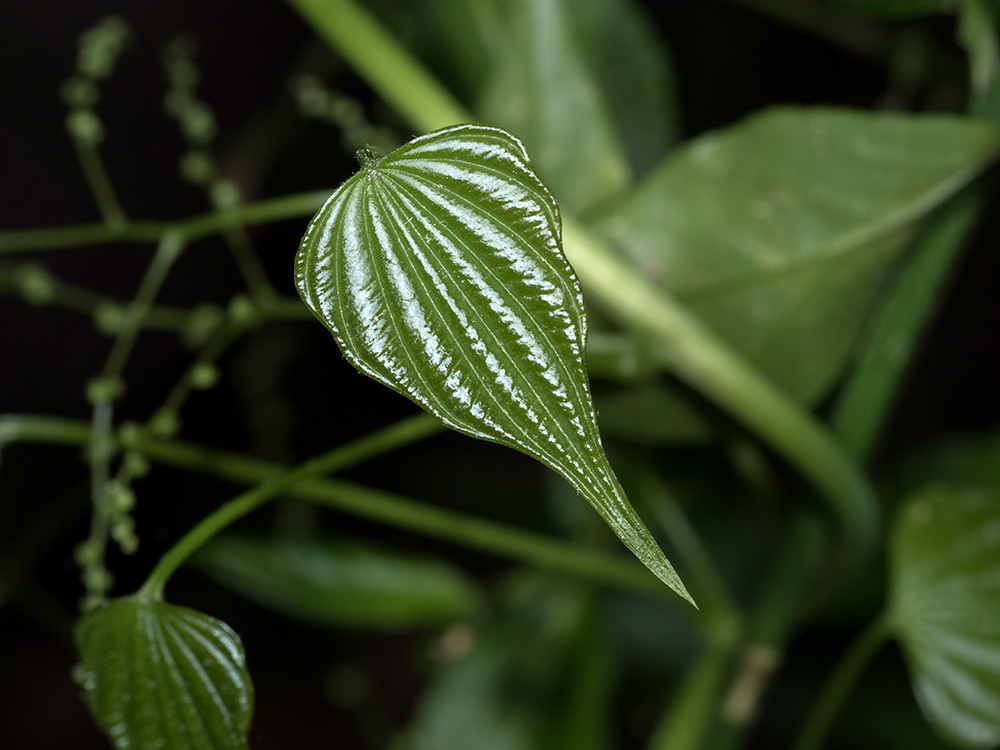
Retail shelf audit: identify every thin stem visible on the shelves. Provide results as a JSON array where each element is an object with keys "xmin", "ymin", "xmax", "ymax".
[
  {"xmin": 155, "ymin": 320, "xmax": 244, "ymax": 417},
  {"xmin": 73, "ymin": 139, "xmax": 126, "ymax": 228},
  {"xmin": 100, "ymin": 231, "xmax": 187, "ymax": 382},
  {"xmin": 832, "ymin": 186, "xmax": 985, "ymax": 458},
  {"xmin": 221, "ymin": 226, "xmax": 278, "ymax": 303},
  {"xmin": 286, "ymin": 0, "xmax": 470, "ymax": 134},
  {"xmin": 0, "ymin": 189, "xmax": 332, "ymax": 254},
  {"xmin": 1, "ymin": 414, "xmax": 677, "ymax": 604},
  {"xmin": 791, "ymin": 614, "xmax": 890, "ymax": 750}
]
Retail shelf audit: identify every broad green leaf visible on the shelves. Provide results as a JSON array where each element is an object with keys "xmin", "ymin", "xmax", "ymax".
[
  {"xmin": 477, "ymin": 0, "xmax": 631, "ymax": 214},
  {"xmin": 74, "ymin": 597, "xmax": 253, "ymax": 750},
  {"xmin": 193, "ymin": 534, "xmax": 480, "ymax": 629},
  {"xmin": 594, "ymin": 108, "xmax": 1000, "ymax": 403},
  {"xmin": 828, "ymin": 0, "xmax": 953, "ymax": 18},
  {"xmin": 888, "ymin": 484, "xmax": 1000, "ymax": 747},
  {"xmin": 407, "ymin": 581, "xmax": 613, "ymax": 750},
  {"xmin": 296, "ymin": 124, "xmax": 691, "ymax": 604},
  {"xmin": 595, "ymin": 383, "xmax": 716, "ymax": 445}
]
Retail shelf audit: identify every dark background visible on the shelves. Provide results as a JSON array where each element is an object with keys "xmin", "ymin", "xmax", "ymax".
[{"xmin": 1, "ymin": 1, "xmax": 998, "ymax": 748}]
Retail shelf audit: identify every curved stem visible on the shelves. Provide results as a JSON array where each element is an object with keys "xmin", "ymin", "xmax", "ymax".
[
  {"xmin": 791, "ymin": 614, "xmax": 890, "ymax": 750},
  {"xmin": 1, "ymin": 413, "xmax": 679, "ymax": 604},
  {"xmin": 138, "ymin": 413, "xmax": 443, "ymax": 598}
]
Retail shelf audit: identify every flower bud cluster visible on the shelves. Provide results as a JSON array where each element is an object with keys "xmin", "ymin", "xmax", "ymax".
[
  {"xmin": 290, "ymin": 74, "xmax": 399, "ymax": 154},
  {"xmin": 62, "ymin": 17, "xmax": 131, "ymax": 147}
]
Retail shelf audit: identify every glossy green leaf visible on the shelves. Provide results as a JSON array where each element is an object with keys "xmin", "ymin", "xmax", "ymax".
[
  {"xmin": 74, "ymin": 597, "xmax": 253, "ymax": 750},
  {"xmin": 828, "ymin": 0, "xmax": 953, "ymax": 18},
  {"xmin": 594, "ymin": 383, "xmax": 716, "ymax": 445},
  {"xmin": 407, "ymin": 581, "xmax": 613, "ymax": 750},
  {"xmin": 296, "ymin": 124, "xmax": 691, "ymax": 604},
  {"xmin": 595, "ymin": 108, "xmax": 1000, "ymax": 403},
  {"xmin": 888, "ymin": 484, "xmax": 1000, "ymax": 747},
  {"xmin": 193, "ymin": 534, "xmax": 480, "ymax": 629},
  {"xmin": 477, "ymin": 0, "xmax": 631, "ymax": 214}
]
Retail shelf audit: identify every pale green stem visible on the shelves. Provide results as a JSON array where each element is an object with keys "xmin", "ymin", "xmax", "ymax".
[
  {"xmin": 100, "ymin": 231, "xmax": 187, "ymax": 382},
  {"xmin": 0, "ymin": 414, "xmax": 677, "ymax": 604},
  {"xmin": 791, "ymin": 614, "xmax": 890, "ymax": 750},
  {"xmin": 221, "ymin": 225, "xmax": 278, "ymax": 303},
  {"xmin": 73, "ymin": 138, "xmax": 126, "ymax": 228}
]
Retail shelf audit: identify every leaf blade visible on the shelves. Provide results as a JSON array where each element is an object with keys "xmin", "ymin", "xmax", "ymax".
[
  {"xmin": 889, "ymin": 484, "xmax": 1000, "ymax": 747},
  {"xmin": 296, "ymin": 124, "xmax": 691, "ymax": 604},
  {"xmin": 74, "ymin": 597, "xmax": 253, "ymax": 750}
]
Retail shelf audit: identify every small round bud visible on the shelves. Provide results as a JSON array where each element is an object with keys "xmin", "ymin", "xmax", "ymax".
[
  {"xmin": 149, "ymin": 408, "xmax": 180, "ymax": 439},
  {"xmin": 73, "ymin": 539, "xmax": 102, "ymax": 567},
  {"xmin": 83, "ymin": 565, "xmax": 113, "ymax": 594},
  {"xmin": 166, "ymin": 57, "xmax": 199, "ymax": 92},
  {"xmin": 189, "ymin": 362, "xmax": 220, "ymax": 390},
  {"xmin": 180, "ymin": 102, "xmax": 217, "ymax": 145},
  {"xmin": 179, "ymin": 149, "xmax": 215, "ymax": 185},
  {"xmin": 110, "ymin": 482, "xmax": 135, "ymax": 513},
  {"xmin": 118, "ymin": 421, "xmax": 143, "ymax": 449},
  {"xmin": 66, "ymin": 109, "xmax": 105, "ymax": 146},
  {"xmin": 123, "ymin": 450, "xmax": 150, "ymax": 478},
  {"xmin": 85, "ymin": 376, "xmax": 126, "ymax": 405},
  {"xmin": 209, "ymin": 179, "xmax": 241, "ymax": 209},
  {"xmin": 163, "ymin": 89, "xmax": 193, "ymax": 118},
  {"xmin": 227, "ymin": 294, "xmax": 257, "ymax": 326},
  {"xmin": 15, "ymin": 264, "xmax": 56, "ymax": 305},
  {"xmin": 93, "ymin": 301, "xmax": 127, "ymax": 334}
]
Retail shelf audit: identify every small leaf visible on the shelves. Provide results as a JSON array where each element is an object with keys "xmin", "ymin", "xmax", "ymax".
[
  {"xmin": 477, "ymin": 0, "xmax": 631, "ymax": 214},
  {"xmin": 595, "ymin": 108, "xmax": 1000, "ymax": 403},
  {"xmin": 888, "ymin": 484, "xmax": 1000, "ymax": 747},
  {"xmin": 296, "ymin": 123, "xmax": 691, "ymax": 604},
  {"xmin": 193, "ymin": 534, "xmax": 481, "ymax": 629},
  {"xmin": 74, "ymin": 597, "xmax": 253, "ymax": 750}
]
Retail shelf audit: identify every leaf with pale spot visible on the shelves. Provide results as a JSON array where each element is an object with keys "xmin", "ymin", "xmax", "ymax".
[
  {"xmin": 74, "ymin": 597, "xmax": 253, "ymax": 750},
  {"xmin": 295, "ymin": 123, "xmax": 691, "ymax": 604}
]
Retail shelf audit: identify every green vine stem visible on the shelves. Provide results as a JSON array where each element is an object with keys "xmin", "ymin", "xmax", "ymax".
[
  {"xmin": 286, "ymin": 0, "xmax": 879, "ymax": 574},
  {"xmin": 791, "ymin": 614, "xmax": 890, "ymax": 750},
  {"xmin": 73, "ymin": 138, "xmax": 126, "ymax": 228},
  {"xmin": 649, "ymin": 645, "xmax": 735, "ymax": 750},
  {"xmin": 832, "ymin": 186, "xmax": 986, "ymax": 458},
  {"xmin": 0, "ymin": 189, "xmax": 332, "ymax": 254},
  {"xmin": 0, "ymin": 414, "xmax": 680, "ymax": 605}
]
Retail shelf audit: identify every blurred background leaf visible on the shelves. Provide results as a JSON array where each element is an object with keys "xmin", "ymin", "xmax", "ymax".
[
  {"xmin": 194, "ymin": 535, "xmax": 482, "ymax": 629},
  {"xmin": 593, "ymin": 108, "xmax": 1000, "ymax": 403},
  {"xmin": 888, "ymin": 484, "xmax": 1000, "ymax": 747}
]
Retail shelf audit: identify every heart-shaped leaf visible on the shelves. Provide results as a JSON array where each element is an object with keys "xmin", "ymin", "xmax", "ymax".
[
  {"xmin": 74, "ymin": 596, "xmax": 253, "ymax": 750},
  {"xmin": 295, "ymin": 123, "xmax": 691, "ymax": 604},
  {"xmin": 194, "ymin": 534, "xmax": 481, "ymax": 629},
  {"xmin": 888, "ymin": 484, "xmax": 1000, "ymax": 747},
  {"xmin": 595, "ymin": 108, "xmax": 1000, "ymax": 403}
]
